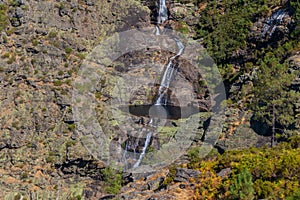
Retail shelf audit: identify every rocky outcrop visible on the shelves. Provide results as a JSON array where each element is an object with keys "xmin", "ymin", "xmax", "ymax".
[
  {"xmin": 0, "ymin": 0, "xmax": 150, "ymax": 198},
  {"xmin": 174, "ymin": 168, "xmax": 201, "ymax": 182},
  {"xmin": 1, "ymin": 0, "xmax": 298, "ymax": 199}
]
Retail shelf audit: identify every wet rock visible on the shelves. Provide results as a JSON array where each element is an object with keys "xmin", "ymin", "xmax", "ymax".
[
  {"xmin": 250, "ymin": 7, "xmax": 292, "ymax": 45},
  {"xmin": 174, "ymin": 168, "xmax": 201, "ymax": 182}
]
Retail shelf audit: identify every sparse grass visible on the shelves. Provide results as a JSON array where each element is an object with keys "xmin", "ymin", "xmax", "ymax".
[
  {"xmin": 53, "ymin": 80, "xmax": 63, "ymax": 86},
  {"xmin": 31, "ymin": 59, "xmax": 37, "ymax": 65},
  {"xmin": 65, "ymin": 47, "xmax": 73, "ymax": 54},
  {"xmin": 101, "ymin": 167, "xmax": 122, "ymax": 194},
  {"xmin": 7, "ymin": 53, "xmax": 16, "ymax": 64},
  {"xmin": 0, "ymin": 4, "xmax": 8, "ymax": 32},
  {"xmin": 6, "ymin": 27, "xmax": 15, "ymax": 36},
  {"xmin": 32, "ymin": 39, "xmax": 39, "ymax": 46},
  {"xmin": 58, "ymin": 70, "xmax": 64, "ymax": 76},
  {"xmin": 48, "ymin": 31, "xmax": 58, "ymax": 38},
  {"xmin": 176, "ymin": 21, "xmax": 189, "ymax": 35},
  {"xmin": 67, "ymin": 123, "xmax": 76, "ymax": 131},
  {"xmin": 76, "ymin": 53, "xmax": 86, "ymax": 60},
  {"xmin": 162, "ymin": 164, "xmax": 177, "ymax": 187},
  {"xmin": 2, "ymin": 52, "xmax": 17, "ymax": 64},
  {"xmin": 1, "ymin": 52, "xmax": 10, "ymax": 59}
]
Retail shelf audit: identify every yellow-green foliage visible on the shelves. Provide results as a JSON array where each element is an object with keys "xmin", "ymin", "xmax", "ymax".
[
  {"xmin": 0, "ymin": 4, "xmax": 8, "ymax": 32},
  {"xmin": 189, "ymin": 136, "xmax": 300, "ymax": 199},
  {"xmin": 191, "ymin": 161, "xmax": 223, "ymax": 200}
]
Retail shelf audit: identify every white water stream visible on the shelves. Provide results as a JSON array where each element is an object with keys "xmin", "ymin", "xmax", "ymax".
[{"xmin": 131, "ymin": 0, "xmax": 185, "ymax": 169}]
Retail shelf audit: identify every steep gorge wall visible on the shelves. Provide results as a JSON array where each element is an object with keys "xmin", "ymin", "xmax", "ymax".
[{"xmin": 0, "ymin": 0, "xmax": 150, "ymax": 198}]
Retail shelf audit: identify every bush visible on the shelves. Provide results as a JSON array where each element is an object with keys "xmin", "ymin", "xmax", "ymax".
[
  {"xmin": 0, "ymin": 4, "xmax": 8, "ymax": 32},
  {"xmin": 48, "ymin": 31, "xmax": 58, "ymax": 38},
  {"xmin": 101, "ymin": 167, "xmax": 122, "ymax": 194},
  {"xmin": 65, "ymin": 47, "xmax": 73, "ymax": 54},
  {"xmin": 286, "ymin": 188, "xmax": 300, "ymax": 200},
  {"xmin": 229, "ymin": 169, "xmax": 254, "ymax": 200},
  {"xmin": 188, "ymin": 136, "xmax": 300, "ymax": 199}
]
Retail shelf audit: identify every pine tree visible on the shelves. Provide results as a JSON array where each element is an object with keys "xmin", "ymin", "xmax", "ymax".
[
  {"xmin": 251, "ymin": 54, "xmax": 299, "ymax": 146},
  {"xmin": 230, "ymin": 169, "xmax": 255, "ymax": 200}
]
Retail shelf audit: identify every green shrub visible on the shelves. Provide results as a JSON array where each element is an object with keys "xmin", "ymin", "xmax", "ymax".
[
  {"xmin": 1, "ymin": 52, "xmax": 10, "ymax": 59},
  {"xmin": 53, "ymin": 80, "xmax": 63, "ymax": 86},
  {"xmin": 189, "ymin": 136, "xmax": 300, "ymax": 199},
  {"xmin": 101, "ymin": 167, "xmax": 122, "ymax": 194},
  {"xmin": 32, "ymin": 39, "xmax": 38, "ymax": 46},
  {"xmin": 65, "ymin": 47, "xmax": 73, "ymax": 54},
  {"xmin": 176, "ymin": 21, "xmax": 189, "ymax": 35},
  {"xmin": 229, "ymin": 169, "xmax": 254, "ymax": 200},
  {"xmin": 286, "ymin": 188, "xmax": 300, "ymax": 200},
  {"xmin": 76, "ymin": 53, "xmax": 86, "ymax": 60},
  {"xmin": 48, "ymin": 31, "xmax": 58, "ymax": 38},
  {"xmin": 0, "ymin": 4, "xmax": 8, "ymax": 32},
  {"xmin": 67, "ymin": 123, "xmax": 76, "ymax": 131}
]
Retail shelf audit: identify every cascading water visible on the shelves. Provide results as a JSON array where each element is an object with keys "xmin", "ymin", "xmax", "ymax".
[
  {"xmin": 133, "ymin": 132, "xmax": 153, "ymax": 168},
  {"xmin": 130, "ymin": 0, "xmax": 185, "ymax": 169},
  {"xmin": 157, "ymin": 0, "xmax": 168, "ymax": 24},
  {"xmin": 132, "ymin": 42, "xmax": 183, "ymax": 168},
  {"xmin": 156, "ymin": 0, "xmax": 168, "ymax": 35},
  {"xmin": 262, "ymin": 8, "xmax": 288, "ymax": 37},
  {"xmin": 155, "ymin": 39, "xmax": 184, "ymax": 105}
]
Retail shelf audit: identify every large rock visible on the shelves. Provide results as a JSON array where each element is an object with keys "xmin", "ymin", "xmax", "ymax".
[{"xmin": 174, "ymin": 168, "xmax": 201, "ymax": 182}]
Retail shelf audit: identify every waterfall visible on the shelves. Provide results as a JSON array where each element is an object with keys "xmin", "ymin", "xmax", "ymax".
[
  {"xmin": 155, "ymin": 26, "xmax": 161, "ymax": 35},
  {"xmin": 155, "ymin": 39, "xmax": 184, "ymax": 105},
  {"xmin": 133, "ymin": 132, "xmax": 153, "ymax": 168},
  {"xmin": 262, "ymin": 8, "xmax": 288, "ymax": 37},
  {"xmin": 122, "ymin": 140, "xmax": 129, "ymax": 168},
  {"xmin": 157, "ymin": 0, "xmax": 168, "ymax": 24},
  {"xmin": 156, "ymin": 0, "xmax": 168, "ymax": 35},
  {"xmin": 132, "ymin": 0, "xmax": 185, "ymax": 169}
]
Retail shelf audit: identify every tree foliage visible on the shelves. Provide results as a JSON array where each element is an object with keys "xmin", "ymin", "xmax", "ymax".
[
  {"xmin": 290, "ymin": 0, "xmax": 300, "ymax": 39},
  {"xmin": 229, "ymin": 169, "xmax": 255, "ymax": 200},
  {"xmin": 101, "ymin": 167, "xmax": 122, "ymax": 194},
  {"xmin": 0, "ymin": 4, "xmax": 8, "ymax": 32},
  {"xmin": 251, "ymin": 55, "xmax": 299, "ymax": 144},
  {"xmin": 195, "ymin": 0, "xmax": 281, "ymax": 64}
]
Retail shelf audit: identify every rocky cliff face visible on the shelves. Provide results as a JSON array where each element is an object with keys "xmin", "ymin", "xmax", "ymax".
[
  {"xmin": 0, "ymin": 0, "xmax": 299, "ymax": 199},
  {"xmin": 0, "ymin": 0, "xmax": 151, "ymax": 198}
]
